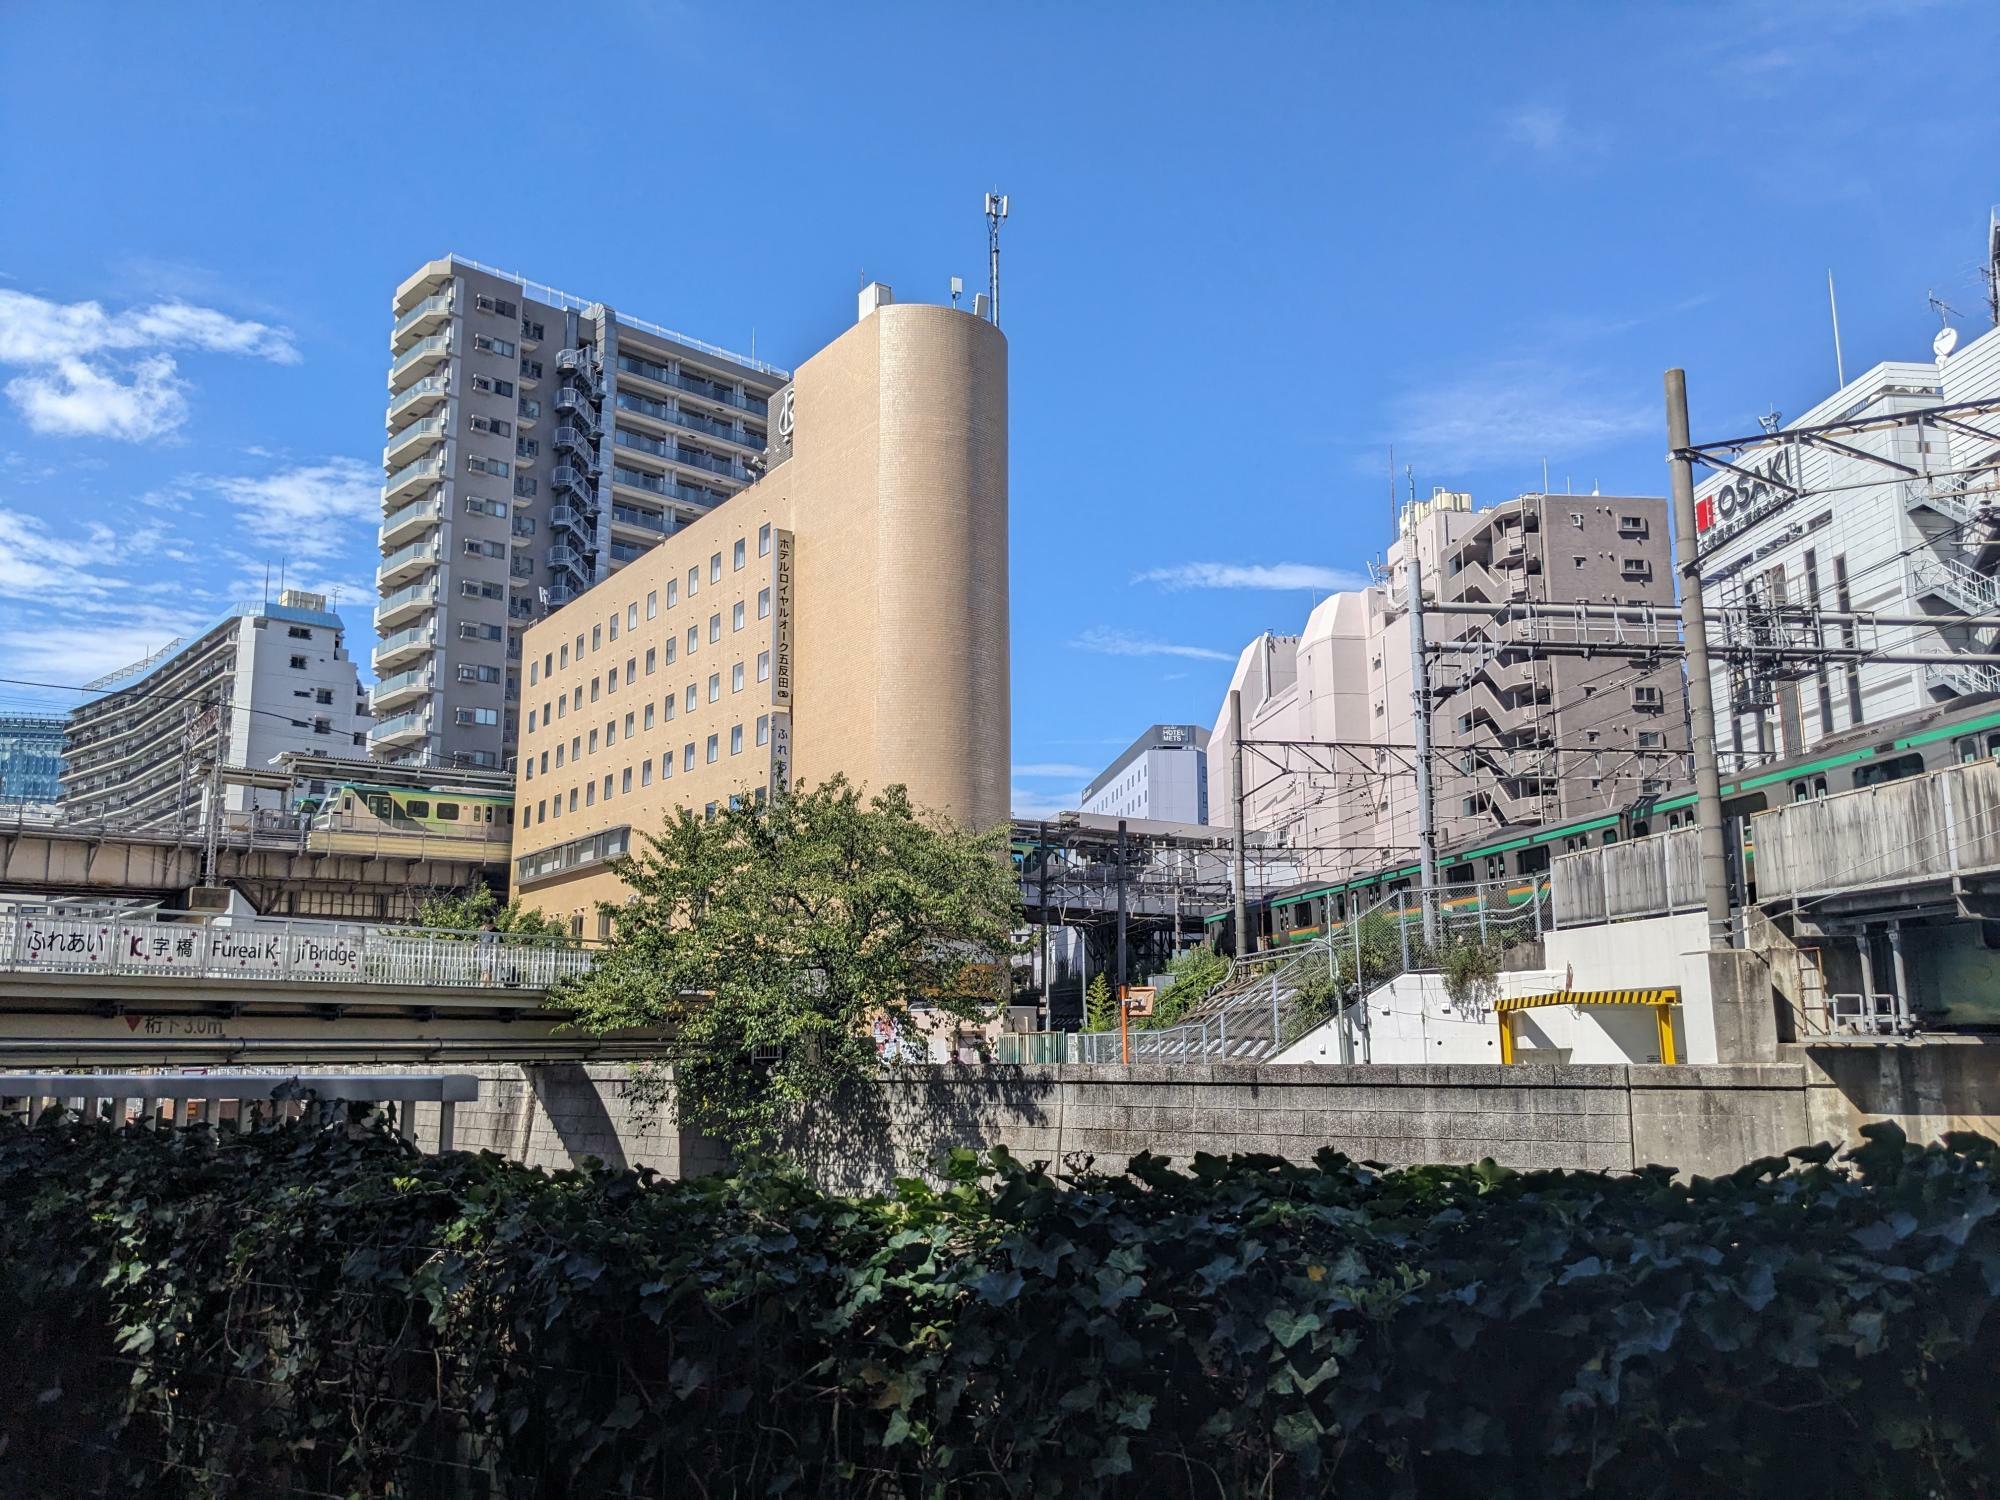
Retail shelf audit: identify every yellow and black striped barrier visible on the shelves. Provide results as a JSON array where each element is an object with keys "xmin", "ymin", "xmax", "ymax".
[{"xmin": 1496, "ymin": 987, "xmax": 1682, "ymax": 1064}]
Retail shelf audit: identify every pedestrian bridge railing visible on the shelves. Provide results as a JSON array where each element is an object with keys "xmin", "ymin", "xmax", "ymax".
[
  {"xmin": 0, "ymin": 910, "xmax": 595, "ymax": 991},
  {"xmin": 0, "ymin": 1072, "xmax": 477, "ymax": 1151}
]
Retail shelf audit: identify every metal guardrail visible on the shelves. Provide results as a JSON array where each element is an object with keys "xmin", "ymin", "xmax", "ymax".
[
  {"xmin": 0, "ymin": 912, "xmax": 593, "ymax": 991},
  {"xmin": 0, "ymin": 1072, "xmax": 476, "ymax": 1149}
]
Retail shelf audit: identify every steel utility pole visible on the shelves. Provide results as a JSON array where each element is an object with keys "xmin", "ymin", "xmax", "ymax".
[
  {"xmin": 1230, "ymin": 689, "xmax": 1250, "ymax": 959},
  {"xmin": 1114, "ymin": 818, "xmax": 1129, "ymax": 1003},
  {"xmin": 1665, "ymin": 369, "xmax": 1734, "ymax": 949},
  {"xmin": 1036, "ymin": 819, "xmax": 1051, "ymax": 1028},
  {"xmin": 1406, "ymin": 551, "xmax": 1440, "ymax": 946}
]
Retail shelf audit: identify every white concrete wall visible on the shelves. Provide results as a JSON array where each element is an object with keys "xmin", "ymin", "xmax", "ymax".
[{"xmin": 1542, "ymin": 910, "xmax": 1717, "ymax": 1063}]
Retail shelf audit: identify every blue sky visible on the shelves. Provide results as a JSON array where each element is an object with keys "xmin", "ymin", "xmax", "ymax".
[{"xmin": 5, "ymin": 2, "xmax": 2000, "ymax": 815}]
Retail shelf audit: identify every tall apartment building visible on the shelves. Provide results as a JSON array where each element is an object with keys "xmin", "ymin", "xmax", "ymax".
[
  {"xmin": 374, "ymin": 255, "xmax": 787, "ymax": 772},
  {"xmin": 1209, "ymin": 489, "xmax": 1685, "ymax": 884},
  {"xmin": 61, "ymin": 593, "xmax": 371, "ymax": 829},
  {"xmin": 1080, "ymin": 725, "xmax": 1210, "ymax": 824},
  {"xmin": 1695, "ymin": 323, "xmax": 2000, "ymax": 773},
  {"xmin": 0, "ymin": 715, "xmax": 65, "ymax": 806},
  {"xmin": 510, "ymin": 285, "xmax": 1009, "ymax": 931}
]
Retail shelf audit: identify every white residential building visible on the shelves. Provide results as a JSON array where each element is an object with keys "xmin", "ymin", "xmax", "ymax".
[{"xmin": 61, "ymin": 592, "xmax": 372, "ymax": 829}]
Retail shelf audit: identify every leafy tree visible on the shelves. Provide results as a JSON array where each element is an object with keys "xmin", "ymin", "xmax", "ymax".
[
  {"xmin": 1082, "ymin": 972, "xmax": 1118, "ymax": 1033},
  {"xmin": 554, "ymin": 775, "xmax": 1018, "ymax": 1150},
  {"xmin": 415, "ymin": 884, "xmax": 568, "ymax": 939}
]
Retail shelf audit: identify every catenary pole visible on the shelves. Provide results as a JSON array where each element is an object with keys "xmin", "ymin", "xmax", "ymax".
[
  {"xmin": 1665, "ymin": 369, "xmax": 1735, "ymax": 949},
  {"xmin": 1406, "ymin": 551, "xmax": 1441, "ymax": 947},
  {"xmin": 1230, "ymin": 690, "xmax": 1250, "ymax": 959}
]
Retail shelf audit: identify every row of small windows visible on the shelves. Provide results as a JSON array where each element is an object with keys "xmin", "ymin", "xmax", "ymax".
[
  {"xmin": 524, "ymin": 651, "xmax": 770, "ymax": 740},
  {"xmin": 528, "ymin": 581, "xmax": 771, "ymax": 685},
  {"xmin": 519, "ymin": 716, "xmax": 772, "ymax": 829}
]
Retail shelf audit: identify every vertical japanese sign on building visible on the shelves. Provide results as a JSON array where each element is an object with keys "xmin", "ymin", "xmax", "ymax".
[{"xmin": 769, "ymin": 528, "xmax": 795, "ymax": 793}]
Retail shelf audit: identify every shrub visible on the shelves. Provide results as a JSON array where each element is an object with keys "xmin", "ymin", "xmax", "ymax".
[
  {"xmin": 1142, "ymin": 945, "xmax": 1231, "ymax": 1029},
  {"xmin": 1083, "ymin": 972, "xmax": 1118, "ymax": 1033},
  {"xmin": 1, "ymin": 1116, "xmax": 1996, "ymax": 1498}
]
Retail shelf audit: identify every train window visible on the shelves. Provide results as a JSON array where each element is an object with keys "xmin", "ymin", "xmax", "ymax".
[
  {"xmin": 1955, "ymin": 732, "xmax": 2000, "ymax": 763},
  {"xmin": 436, "ymin": 803, "xmax": 460, "ymax": 821},
  {"xmin": 1854, "ymin": 754, "xmax": 1924, "ymax": 788},
  {"xmin": 406, "ymin": 800, "xmax": 429, "ymax": 819},
  {"xmin": 1602, "ymin": 831, "xmax": 1617, "ymax": 845},
  {"xmin": 1791, "ymin": 776, "xmax": 1828, "ymax": 802},
  {"xmin": 1485, "ymin": 856, "xmax": 1505, "ymax": 881},
  {"xmin": 1631, "ymin": 821, "xmax": 1648, "ymax": 838},
  {"xmin": 1445, "ymin": 863, "xmax": 1473, "ymax": 884},
  {"xmin": 366, "ymin": 794, "xmax": 393, "ymax": 819},
  {"xmin": 1518, "ymin": 846, "xmax": 1549, "ymax": 874}
]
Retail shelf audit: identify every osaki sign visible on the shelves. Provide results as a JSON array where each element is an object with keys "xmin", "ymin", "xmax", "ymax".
[{"xmin": 1696, "ymin": 446, "xmax": 1797, "ymax": 542}]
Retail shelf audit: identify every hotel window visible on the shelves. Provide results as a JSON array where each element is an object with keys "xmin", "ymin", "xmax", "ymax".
[
  {"xmin": 645, "ymin": 648, "xmax": 656, "ymax": 675},
  {"xmin": 590, "ymin": 678, "xmax": 600, "ymax": 703},
  {"xmin": 555, "ymin": 745, "xmax": 566, "ymax": 768},
  {"xmin": 605, "ymin": 721, "xmax": 616, "ymax": 746},
  {"xmin": 710, "ymin": 553, "xmax": 722, "ymax": 583},
  {"xmin": 730, "ymin": 724, "xmax": 743, "ymax": 755},
  {"xmin": 758, "ymin": 523, "xmax": 771, "ymax": 557},
  {"xmin": 665, "ymin": 638, "xmax": 678, "ymax": 665},
  {"xmin": 732, "ymin": 663, "xmax": 744, "ymax": 693},
  {"xmin": 706, "ymin": 734, "xmax": 719, "ymax": 763},
  {"xmin": 758, "ymin": 588, "xmax": 770, "ymax": 620},
  {"xmin": 572, "ymin": 686, "xmax": 581, "ymax": 710},
  {"xmin": 559, "ymin": 644, "xmax": 568, "ymax": 668},
  {"xmin": 641, "ymin": 761, "xmax": 653, "ymax": 787},
  {"xmin": 571, "ymin": 736, "xmax": 580, "ymax": 761},
  {"xmin": 644, "ymin": 703, "xmax": 655, "ymax": 729},
  {"xmin": 757, "ymin": 650, "xmax": 770, "ymax": 682},
  {"xmin": 625, "ymin": 659, "xmax": 636, "ymax": 686},
  {"xmin": 568, "ymin": 789, "xmax": 578, "ymax": 812},
  {"xmin": 537, "ymin": 798, "xmax": 546, "ymax": 820},
  {"xmin": 609, "ymin": 615, "xmax": 619, "ymax": 642},
  {"xmin": 661, "ymin": 753, "xmax": 672, "ymax": 780},
  {"xmin": 607, "ymin": 669, "xmax": 618, "ymax": 695},
  {"xmin": 666, "ymin": 579, "xmax": 679, "ymax": 607},
  {"xmin": 687, "ymin": 566, "xmax": 699, "ymax": 596},
  {"xmin": 707, "ymin": 673, "xmax": 721, "ymax": 703},
  {"xmin": 556, "ymin": 698, "xmax": 566, "ymax": 720},
  {"xmin": 524, "ymin": 759, "xmax": 534, "ymax": 781},
  {"xmin": 626, "ymin": 604, "xmax": 638, "ymax": 631},
  {"xmin": 552, "ymin": 797, "xmax": 562, "ymax": 819},
  {"xmin": 602, "ymin": 774, "xmax": 612, "ymax": 800},
  {"xmin": 538, "ymin": 751, "xmax": 547, "ymax": 773},
  {"xmin": 686, "ymin": 626, "xmax": 698, "ymax": 655},
  {"xmin": 621, "ymin": 767, "xmax": 632, "ymax": 794},
  {"xmin": 588, "ymin": 729, "xmax": 599, "ymax": 754},
  {"xmin": 683, "ymin": 743, "xmax": 695, "ymax": 771},
  {"xmin": 709, "ymin": 614, "xmax": 721, "ymax": 644},
  {"xmin": 733, "ymin": 539, "xmax": 746, "ymax": 570},
  {"xmin": 664, "ymin": 696, "xmax": 677, "ymax": 721},
  {"xmin": 646, "ymin": 591, "xmax": 658, "ymax": 620},
  {"xmin": 529, "ymin": 661, "xmax": 539, "ymax": 686},
  {"xmin": 685, "ymin": 684, "xmax": 697, "ymax": 713},
  {"xmin": 624, "ymin": 711, "xmax": 635, "ymax": 738},
  {"xmin": 527, "ymin": 709, "xmax": 537, "ymax": 733},
  {"xmin": 544, "ymin": 652, "xmax": 553, "ymax": 676},
  {"xmin": 586, "ymin": 783, "xmax": 595, "ymax": 807},
  {"xmin": 575, "ymin": 634, "xmax": 584, "ymax": 658},
  {"xmin": 756, "ymin": 715, "xmax": 769, "ymax": 746},
  {"xmin": 732, "ymin": 601, "xmax": 745, "ymax": 632},
  {"xmin": 592, "ymin": 625, "xmax": 602, "ymax": 651}
]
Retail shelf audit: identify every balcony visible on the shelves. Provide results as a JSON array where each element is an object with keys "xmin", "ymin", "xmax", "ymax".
[
  {"xmin": 380, "ymin": 495, "xmax": 441, "ymax": 547},
  {"xmin": 510, "ymin": 518, "xmax": 537, "ymax": 546},
  {"xmin": 376, "ymin": 579, "xmax": 438, "ymax": 629},
  {"xmin": 615, "ymin": 353, "xmax": 765, "ymax": 414},
  {"xmin": 609, "ymin": 540, "xmax": 644, "ymax": 566},
  {"xmin": 387, "ymin": 373, "xmax": 450, "ymax": 423},
  {"xmin": 367, "ymin": 707, "xmax": 433, "ymax": 751},
  {"xmin": 519, "ymin": 318, "xmax": 544, "ymax": 349},
  {"xmin": 370, "ymin": 666, "xmax": 432, "ymax": 715},
  {"xmin": 383, "ymin": 415, "xmax": 447, "ymax": 471},
  {"xmin": 376, "ymin": 537, "xmax": 439, "ymax": 588},
  {"xmin": 611, "ymin": 463, "xmax": 726, "ymax": 511},
  {"xmin": 389, "ymin": 334, "xmax": 450, "ymax": 391},
  {"xmin": 509, "ymin": 556, "xmax": 536, "ymax": 581},
  {"xmin": 391, "ymin": 293, "xmax": 453, "ymax": 352},
  {"xmin": 382, "ymin": 455, "xmax": 445, "ymax": 506},
  {"xmin": 372, "ymin": 625, "xmax": 435, "ymax": 673},
  {"xmin": 610, "ymin": 504, "xmax": 670, "ymax": 536}
]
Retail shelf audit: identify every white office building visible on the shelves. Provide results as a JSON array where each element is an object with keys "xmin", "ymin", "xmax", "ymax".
[
  {"xmin": 1695, "ymin": 320, "xmax": 2000, "ymax": 774},
  {"xmin": 1080, "ymin": 724, "xmax": 1210, "ymax": 824},
  {"xmin": 61, "ymin": 592, "xmax": 372, "ymax": 829}
]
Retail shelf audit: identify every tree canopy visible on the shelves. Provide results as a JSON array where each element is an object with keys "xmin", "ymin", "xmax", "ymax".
[
  {"xmin": 414, "ymin": 884, "xmax": 568, "ymax": 938},
  {"xmin": 554, "ymin": 775, "xmax": 1019, "ymax": 1148}
]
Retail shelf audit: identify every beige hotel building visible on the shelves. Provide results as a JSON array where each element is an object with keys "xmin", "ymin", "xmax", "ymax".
[{"xmin": 509, "ymin": 286, "xmax": 1009, "ymax": 930}]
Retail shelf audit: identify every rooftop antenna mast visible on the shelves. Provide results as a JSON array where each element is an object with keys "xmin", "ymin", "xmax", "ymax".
[
  {"xmin": 1827, "ymin": 268, "xmax": 1846, "ymax": 388},
  {"xmin": 1988, "ymin": 206, "xmax": 2000, "ymax": 327},
  {"xmin": 983, "ymin": 191, "xmax": 1008, "ymax": 327}
]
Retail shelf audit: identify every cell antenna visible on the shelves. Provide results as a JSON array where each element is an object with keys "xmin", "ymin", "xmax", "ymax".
[
  {"xmin": 1988, "ymin": 205, "xmax": 2000, "ymax": 327},
  {"xmin": 983, "ymin": 191, "xmax": 1008, "ymax": 327}
]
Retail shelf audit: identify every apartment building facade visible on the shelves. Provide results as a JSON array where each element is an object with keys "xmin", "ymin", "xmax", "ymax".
[
  {"xmin": 509, "ymin": 286, "xmax": 1009, "ymax": 931},
  {"xmin": 1080, "ymin": 724, "xmax": 1210, "ymax": 824},
  {"xmin": 374, "ymin": 255, "xmax": 786, "ymax": 772},
  {"xmin": 0, "ymin": 715, "xmax": 65, "ymax": 806},
  {"xmin": 1208, "ymin": 489, "xmax": 1685, "ymax": 885},
  {"xmin": 61, "ymin": 592, "xmax": 371, "ymax": 829},
  {"xmin": 1696, "ymin": 326, "xmax": 2000, "ymax": 774}
]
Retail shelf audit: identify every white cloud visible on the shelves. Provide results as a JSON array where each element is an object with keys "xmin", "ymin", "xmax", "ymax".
[
  {"xmin": 1013, "ymin": 762, "xmax": 1098, "ymax": 779},
  {"xmin": 1504, "ymin": 104, "xmax": 1571, "ymax": 154},
  {"xmin": 206, "ymin": 458, "xmax": 377, "ymax": 565},
  {"xmin": 0, "ymin": 508, "xmax": 122, "ymax": 601},
  {"xmin": 6, "ymin": 353, "xmax": 187, "ymax": 439},
  {"xmin": 1133, "ymin": 561, "xmax": 1369, "ymax": 593},
  {"xmin": 1388, "ymin": 358, "xmax": 1654, "ymax": 472},
  {"xmin": 0, "ymin": 611, "xmax": 208, "ymax": 688},
  {"xmin": 1070, "ymin": 626, "xmax": 1233, "ymax": 663},
  {"xmin": 1010, "ymin": 785, "xmax": 1072, "ymax": 819},
  {"xmin": 0, "ymin": 288, "xmax": 299, "ymax": 441}
]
